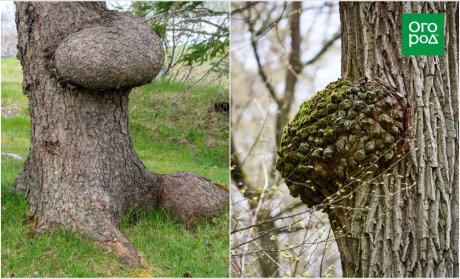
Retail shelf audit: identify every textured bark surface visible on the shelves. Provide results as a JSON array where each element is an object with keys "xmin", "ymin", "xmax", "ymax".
[
  {"xmin": 54, "ymin": 15, "xmax": 164, "ymax": 90},
  {"xmin": 330, "ymin": 2, "xmax": 458, "ymax": 277},
  {"xmin": 15, "ymin": 2, "xmax": 228, "ymax": 267}
]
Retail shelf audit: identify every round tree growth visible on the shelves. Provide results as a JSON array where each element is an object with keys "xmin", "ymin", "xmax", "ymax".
[
  {"xmin": 276, "ymin": 78, "xmax": 406, "ymax": 207},
  {"xmin": 54, "ymin": 15, "xmax": 164, "ymax": 90}
]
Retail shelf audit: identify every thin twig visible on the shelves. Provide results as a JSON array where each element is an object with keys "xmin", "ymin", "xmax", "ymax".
[
  {"xmin": 231, "ymin": 2, "xmax": 259, "ymax": 15},
  {"xmin": 319, "ymin": 228, "xmax": 331, "ymax": 277},
  {"xmin": 170, "ymin": 52, "xmax": 228, "ymax": 104},
  {"xmin": 304, "ymin": 30, "xmax": 341, "ymax": 66}
]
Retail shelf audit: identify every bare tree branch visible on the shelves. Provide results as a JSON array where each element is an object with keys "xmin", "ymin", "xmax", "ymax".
[
  {"xmin": 231, "ymin": 2, "xmax": 259, "ymax": 15},
  {"xmin": 275, "ymin": 1, "xmax": 303, "ymax": 146},
  {"xmin": 247, "ymin": 20, "xmax": 280, "ymax": 105},
  {"xmin": 319, "ymin": 228, "xmax": 331, "ymax": 277},
  {"xmin": 304, "ymin": 30, "xmax": 341, "ymax": 66},
  {"xmin": 244, "ymin": 2, "xmax": 287, "ymax": 106}
]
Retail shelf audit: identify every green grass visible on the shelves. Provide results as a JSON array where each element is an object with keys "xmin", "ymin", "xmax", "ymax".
[
  {"xmin": 1, "ymin": 57, "xmax": 229, "ymax": 277},
  {"xmin": 130, "ymin": 79, "xmax": 229, "ymax": 182}
]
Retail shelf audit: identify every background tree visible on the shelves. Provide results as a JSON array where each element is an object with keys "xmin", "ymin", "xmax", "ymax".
[
  {"xmin": 231, "ymin": 2, "xmax": 342, "ymax": 277},
  {"xmin": 327, "ymin": 2, "xmax": 458, "ymax": 276},
  {"xmin": 1, "ymin": 3, "xmax": 16, "ymax": 57},
  {"xmin": 14, "ymin": 1, "xmax": 227, "ymax": 267},
  {"xmin": 129, "ymin": 1, "xmax": 229, "ymax": 83}
]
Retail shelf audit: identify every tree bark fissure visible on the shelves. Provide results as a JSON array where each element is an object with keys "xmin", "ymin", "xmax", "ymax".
[
  {"xmin": 15, "ymin": 2, "xmax": 228, "ymax": 267},
  {"xmin": 332, "ymin": 2, "xmax": 458, "ymax": 277}
]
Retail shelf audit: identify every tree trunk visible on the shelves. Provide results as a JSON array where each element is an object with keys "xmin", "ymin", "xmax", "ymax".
[
  {"xmin": 14, "ymin": 2, "xmax": 228, "ymax": 267},
  {"xmin": 259, "ymin": 3, "xmax": 303, "ymax": 277},
  {"xmin": 329, "ymin": 2, "xmax": 458, "ymax": 277},
  {"xmin": 275, "ymin": 1, "xmax": 302, "ymax": 148}
]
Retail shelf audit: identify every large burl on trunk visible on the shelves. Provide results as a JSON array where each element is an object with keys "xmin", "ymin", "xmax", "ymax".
[
  {"xmin": 14, "ymin": 2, "xmax": 228, "ymax": 267},
  {"xmin": 277, "ymin": 2, "xmax": 458, "ymax": 277}
]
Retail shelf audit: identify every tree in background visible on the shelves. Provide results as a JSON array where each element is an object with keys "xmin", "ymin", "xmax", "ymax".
[
  {"xmin": 1, "ymin": 4, "xmax": 17, "ymax": 57},
  {"xmin": 231, "ymin": 2, "xmax": 342, "ymax": 277},
  {"xmin": 129, "ymin": 1, "xmax": 229, "ymax": 83},
  {"xmin": 15, "ymin": 2, "xmax": 227, "ymax": 267}
]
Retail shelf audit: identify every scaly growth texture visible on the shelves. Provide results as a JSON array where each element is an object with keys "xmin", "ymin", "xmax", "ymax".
[{"xmin": 276, "ymin": 79, "xmax": 405, "ymax": 207}]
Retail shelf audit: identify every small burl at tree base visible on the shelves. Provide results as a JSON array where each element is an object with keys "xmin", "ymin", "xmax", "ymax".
[
  {"xmin": 14, "ymin": 2, "xmax": 228, "ymax": 267},
  {"xmin": 277, "ymin": 2, "xmax": 458, "ymax": 278}
]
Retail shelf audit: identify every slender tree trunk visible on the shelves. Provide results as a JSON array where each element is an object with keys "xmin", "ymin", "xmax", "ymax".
[
  {"xmin": 14, "ymin": 2, "xmax": 228, "ymax": 267},
  {"xmin": 231, "ymin": 137, "xmax": 280, "ymax": 277},
  {"xmin": 258, "ymin": 3, "xmax": 303, "ymax": 276},
  {"xmin": 329, "ymin": 2, "xmax": 458, "ymax": 277},
  {"xmin": 275, "ymin": 1, "xmax": 302, "ymax": 148}
]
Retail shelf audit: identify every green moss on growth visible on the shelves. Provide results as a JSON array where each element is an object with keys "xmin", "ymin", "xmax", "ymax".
[{"xmin": 276, "ymin": 78, "xmax": 405, "ymax": 208}]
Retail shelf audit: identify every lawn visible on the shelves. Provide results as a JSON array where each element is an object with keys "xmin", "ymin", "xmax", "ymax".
[{"xmin": 1, "ymin": 57, "xmax": 229, "ymax": 277}]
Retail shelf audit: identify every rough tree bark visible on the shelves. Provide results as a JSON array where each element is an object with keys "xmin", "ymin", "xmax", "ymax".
[
  {"xmin": 14, "ymin": 2, "xmax": 228, "ymax": 267},
  {"xmin": 328, "ymin": 2, "xmax": 458, "ymax": 277}
]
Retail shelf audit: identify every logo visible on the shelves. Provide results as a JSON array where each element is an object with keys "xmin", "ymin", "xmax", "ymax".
[{"xmin": 402, "ymin": 13, "xmax": 445, "ymax": 56}]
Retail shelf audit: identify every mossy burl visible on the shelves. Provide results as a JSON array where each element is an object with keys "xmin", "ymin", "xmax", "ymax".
[{"xmin": 276, "ymin": 78, "xmax": 404, "ymax": 208}]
